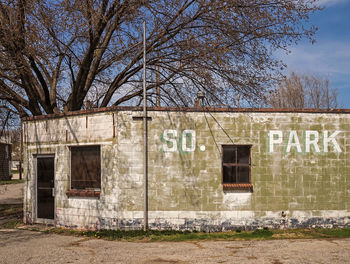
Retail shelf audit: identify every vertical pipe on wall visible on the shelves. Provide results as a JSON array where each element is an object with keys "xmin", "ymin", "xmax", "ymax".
[
  {"xmin": 112, "ymin": 113, "xmax": 115, "ymax": 138},
  {"xmin": 19, "ymin": 119, "xmax": 23, "ymax": 180},
  {"xmin": 143, "ymin": 21, "xmax": 148, "ymax": 231}
]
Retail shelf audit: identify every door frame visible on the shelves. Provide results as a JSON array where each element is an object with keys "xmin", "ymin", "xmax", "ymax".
[{"xmin": 35, "ymin": 154, "xmax": 55, "ymax": 224}]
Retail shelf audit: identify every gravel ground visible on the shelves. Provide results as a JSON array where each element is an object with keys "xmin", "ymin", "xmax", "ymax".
[{"xmin": 0, "ymin": 229, "xmax": 350, "ymax": 264}]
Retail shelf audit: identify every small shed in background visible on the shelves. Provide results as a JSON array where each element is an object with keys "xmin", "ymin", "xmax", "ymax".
[{"xmin": 0, "ymin": 141, "xmax": 12, "ymax": 180}]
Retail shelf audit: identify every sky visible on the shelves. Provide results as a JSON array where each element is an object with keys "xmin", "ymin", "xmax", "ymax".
[{"xmin": 278, "ymin": 0, "xmax": 350, "ymax": 108}]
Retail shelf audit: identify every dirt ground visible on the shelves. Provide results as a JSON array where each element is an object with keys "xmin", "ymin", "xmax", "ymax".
[
  {"xmin": 0, "ymin": 182, "xmax": 23, "ymax": 204},
  {"xmin": 0, "ymin": 228, "xmax": 349, "ymax": 264},
  {"xmin": 11, "ymin": 172, "xmax": 21, "ymax": 180}
]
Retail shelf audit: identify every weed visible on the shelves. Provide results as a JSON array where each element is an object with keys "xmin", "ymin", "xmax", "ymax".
[
  {"xmin": 0, "ymin": 219, "xmax": 22, "ymax": 229},
  {"xmin": 251, "ymin": 228, "xmax": 273, "ymax": 238},
  {"xmin": 41, "ymin": 227, "xmax": 350, "ymax": 242},
  {"xmin": 0, "ymin": 179, "xmax": 24, "ymax": 185},
  {"xmin": 314, "ymin": 228, "xmax": 350, "ymax": 238}
]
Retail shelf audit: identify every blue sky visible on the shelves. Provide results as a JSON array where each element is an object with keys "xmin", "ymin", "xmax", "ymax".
[{"xmin": 278, "ymin": 0, "xmax": 350, "ymax": 108}]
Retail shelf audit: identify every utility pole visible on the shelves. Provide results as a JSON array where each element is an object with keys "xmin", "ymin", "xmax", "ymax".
[
  {"xmin": 142, "ymin": 21, "xmax": 148, "ymax": 231},
  {"xmin": 156, "ymin": 65, "xmax": 160, "ymax": 107}
]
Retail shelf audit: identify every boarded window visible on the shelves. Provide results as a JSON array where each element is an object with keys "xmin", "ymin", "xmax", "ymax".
[
  {"xmin": 71, "ymin": 146, "xmax": 101, "ymax": 190},
  {"xmin": 222, "ymin": 145, "xmax": 252, "ymax": 191}
]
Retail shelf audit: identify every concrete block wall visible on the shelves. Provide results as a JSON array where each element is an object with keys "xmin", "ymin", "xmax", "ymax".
[{"xmin": 23, "ymin": 108, "xmax": 350, "ymax": 230}]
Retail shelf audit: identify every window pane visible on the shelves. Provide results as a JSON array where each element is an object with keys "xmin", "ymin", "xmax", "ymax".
[
  {"xmin": 223, "ymin": 165, "xmax": 236, "ymax": 183},
  {"xmin": 237, "ymin": 146, "xmax": 250, "ymax": 164},
  {"xmin": 71, "ymin": 146, "xmax": 101, "ymax": 189},
  {"xmin": 37, "ymin": 157, "xmax": 54, "ymax": 188},
  {"xmin": 223, "ymin": 146, "xmax": 236, "ymax": 163},
  {"xmin": 238, "ymin": 166, "xmax": 250, "ymax": 183}
]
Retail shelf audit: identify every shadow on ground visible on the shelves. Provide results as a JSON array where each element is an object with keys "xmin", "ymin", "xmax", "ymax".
[
  {"xmin": 0, "ymin": 182, "xmax": 24, "ymax": 227},
  {"xmin": 0, "ymin": 203, "xmax": 23, "ymax": 226}
]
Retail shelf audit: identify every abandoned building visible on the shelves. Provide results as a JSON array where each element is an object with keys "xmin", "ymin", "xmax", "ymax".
[
  {"xmin": 0, "ymin": 141, "xmax": 12, "ymax": 181},
  {"xmin": 22, "ymin": 106, "xmax": 350, "ymax": 230}
]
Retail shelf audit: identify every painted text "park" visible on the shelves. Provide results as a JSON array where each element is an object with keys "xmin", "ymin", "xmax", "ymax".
[{"xmin": 268, "ymin": 130, "xmax": 342, "ymax": 153}]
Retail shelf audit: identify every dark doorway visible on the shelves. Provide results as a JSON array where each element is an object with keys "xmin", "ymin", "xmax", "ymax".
[{"xmin": 37, "ymin": 157, "xmax": 55, "ymax": 219}]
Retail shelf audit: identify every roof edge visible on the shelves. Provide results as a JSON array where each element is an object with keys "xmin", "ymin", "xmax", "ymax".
[{"xmin": 22, "ymin": 106, "xmax": 350, "ymax": 121}]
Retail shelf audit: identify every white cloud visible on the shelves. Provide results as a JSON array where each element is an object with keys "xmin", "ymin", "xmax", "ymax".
[
  {"xmin": 277, "ymin": 40, "xmax": 350, "ymax": 107},
  {"xmin": 281, "ymin": 41, "xmax": 350, "ymax": 75},
  {"xmin": 316, "ymin": 0, "xmax": 347, "ymax": 7}
]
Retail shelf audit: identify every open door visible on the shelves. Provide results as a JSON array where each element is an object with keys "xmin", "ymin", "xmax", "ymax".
[{"xmin": 36, "ymin": 157, "xmax": 55, "ymax": 220}]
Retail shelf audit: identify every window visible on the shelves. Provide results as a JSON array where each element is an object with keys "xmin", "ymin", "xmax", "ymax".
[
  {"xmin": 222, "ymin": 145, "xmax": 252, "ymax": 191},
  {"xmin": 67, "ymin": 146, "xmax": 101, "ymax": 197}
]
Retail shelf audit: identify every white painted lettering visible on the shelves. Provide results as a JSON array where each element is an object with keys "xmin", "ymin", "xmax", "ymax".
[
  {"xmin": 269, "ymin": 130, "xmax": 283, "ymax": 152},
  {"xmin": 305, "ymin": 131, "xmax": 320, "ymax": 153},
  {"xmin": 286, "ymin": 131, "xmax": 302, "ymax": 153},
  {"xmin": 323, "ymin": 131, "xmax": 342, "ymax": 152},
  {"xmin": 163, "ymin": 129, "xmax": 177, "ymax": 152},
  {"xmin": 182, "ymin": 130, "xmax": 196, "ymax": 152}
]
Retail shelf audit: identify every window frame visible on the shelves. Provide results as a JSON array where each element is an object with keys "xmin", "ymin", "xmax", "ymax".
[
  {"xmin": 66, "ymin": 145, "xmax": 101, "ymax": 198},
  {"xmin": 222, "ymin": 144, "xmax": 253, "ymax": 191}
]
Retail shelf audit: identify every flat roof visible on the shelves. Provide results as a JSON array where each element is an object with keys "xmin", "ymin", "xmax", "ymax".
[{"xmin": 22, "ymin": 106, "xmax": 350, "ymax": 121}]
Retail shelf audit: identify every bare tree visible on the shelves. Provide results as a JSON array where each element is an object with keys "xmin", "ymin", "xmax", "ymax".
[
  {"xmin": 0, "ymin": 0, "xmax": 320, "ymax": 118},
  {"xmin": 0, "ymin": 99, "xmax": 18, "ymax": 138},
  {"xmin": 266, "ymin": 71, "xmax": 339, "ymax": 109}
]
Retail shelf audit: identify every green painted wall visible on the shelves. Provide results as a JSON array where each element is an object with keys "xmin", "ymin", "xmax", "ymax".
[{"xmin": 115, "ymin": 111, "xmax": 349, "ymax": 214}]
